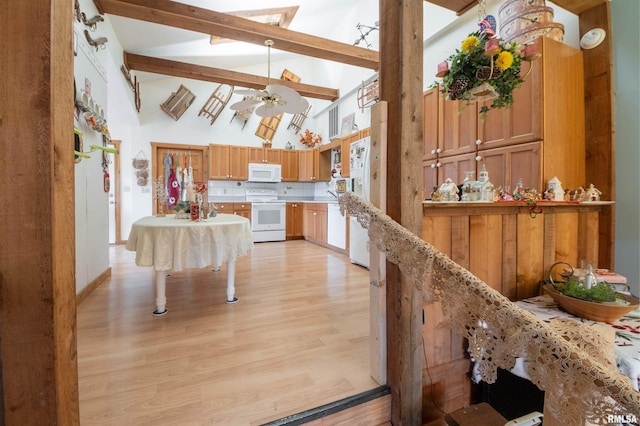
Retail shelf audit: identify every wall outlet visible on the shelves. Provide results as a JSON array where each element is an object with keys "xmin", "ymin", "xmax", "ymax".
[{"xmin": 141, "ymin": 187, "xmax": 150, "ymax": 193}]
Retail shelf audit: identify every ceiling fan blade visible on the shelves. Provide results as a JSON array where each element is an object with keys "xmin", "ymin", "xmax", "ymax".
[
  {"xmin": 282, "ymin": 96, "xmax": 310, "ymax": 114},
  {"xmin": 266, "ymin": 84, "xmax": 299, "ymax": 99},
  {"xmin": 233, "ymin": 88, "xmax": 265, "ymax": 97},
  {"xmin": 255, "ymin": 103, "xmax": 287, "ymax": 118},
  {"xmin": 230, "ymin": 98, "xmax": 259, "ymax": 111},
  {"xmin": 266, "ymin": 84, "xmax": 309, "ymax": 114}
]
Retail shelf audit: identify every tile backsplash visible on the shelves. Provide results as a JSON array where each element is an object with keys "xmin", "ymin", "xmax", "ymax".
[{"xmin": 208, "ymin": 180, "xmax": 339, "ymax": 201}]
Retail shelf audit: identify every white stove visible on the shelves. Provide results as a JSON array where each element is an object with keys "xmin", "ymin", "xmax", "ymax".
[{"xmin": 245, "ymin": 189, "xmax": 286, "ymax": 242}]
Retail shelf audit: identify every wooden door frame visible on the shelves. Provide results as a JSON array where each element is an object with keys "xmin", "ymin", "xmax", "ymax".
[{"xmin": 109, "ymin": 140, "xmax": 122, "ymax": 244}]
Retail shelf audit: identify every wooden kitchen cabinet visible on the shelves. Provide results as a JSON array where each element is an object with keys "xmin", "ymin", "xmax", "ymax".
[
  {"xmin": 479, "ymin": 142, "xmax": 541, "ymax": 194},
  {"xmin": 248, "ymin": 147, "xmax": 281, "ymax": 164},
  {"xmin": 423, "ymin": 37, "xmax": 585, "ymax": 196},
  {"xmin": 215, "ymin": 203, "xmax": 234, "ymax": 213},
  {"xmin": 286, "ymin": 202, "xmax": 304, "ymax": 239},
  {"xmin": 299, "ymin": 148, "xmax": 320, "ymax": 182},
  {"xmin": 281, "ymin": 150, "xmax": 299, "ymax": 182},
  {"xmin": 209, "ymin": 144, "xmax": 248, "ymax": 180},
  {"xmin": 303, "ymin": 203, "xmax": 327, "ymax": 244},
  {"xmin": 423, "ymin": 86, "xmax": 478, "ymax": 162},
  {"xmin": 477, "ymin": 60, "xmax": 542, "ymax": 150},
  {"xmin": 233, "ymin": 202, "xmax": 251, "ymax": 221}
]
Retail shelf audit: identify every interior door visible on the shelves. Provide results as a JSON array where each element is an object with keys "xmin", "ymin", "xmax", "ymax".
[{"xmin": 151, "ymin": 143, "xmax": 208, "ymax": 214}]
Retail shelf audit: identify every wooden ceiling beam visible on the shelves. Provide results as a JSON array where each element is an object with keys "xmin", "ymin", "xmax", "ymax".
[
  {"xmin": 124, "ymin": 53, "xmax": 340, "ymax": 101},
  {"xmin": 95, "ymin": 0, "xmax": 379, "ymax": 70}
]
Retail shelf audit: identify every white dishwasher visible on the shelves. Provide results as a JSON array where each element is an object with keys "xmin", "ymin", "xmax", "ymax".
[{"xmin": 326, "ymin": 203, "xmax": 346, "ymax": 250}]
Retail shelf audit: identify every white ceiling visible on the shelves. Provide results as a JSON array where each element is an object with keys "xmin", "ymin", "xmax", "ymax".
[{"xmin": 106, "ymin": 0, "xmax": 457, "ymax": 77}]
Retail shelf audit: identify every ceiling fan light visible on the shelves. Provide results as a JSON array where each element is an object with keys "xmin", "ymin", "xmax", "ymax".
[{"xmin": 256, "ymin": 103, "xmax": 287, "ymax": 117}]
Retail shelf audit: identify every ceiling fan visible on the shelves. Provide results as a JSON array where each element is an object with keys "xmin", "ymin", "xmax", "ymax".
[{"xmin": 229, "ymin": 40, "xmax": 309, "ymax": 118}]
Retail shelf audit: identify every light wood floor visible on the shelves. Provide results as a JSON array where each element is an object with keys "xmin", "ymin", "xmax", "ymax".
[{"xmin": 77, "ymin": 240, "xmax": 379, "ymax": 425}]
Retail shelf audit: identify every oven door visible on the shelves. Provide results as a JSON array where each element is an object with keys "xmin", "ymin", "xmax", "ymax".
[{"xmin": 251, "ymin": 202, "xmax": 286, "ymax": 231}]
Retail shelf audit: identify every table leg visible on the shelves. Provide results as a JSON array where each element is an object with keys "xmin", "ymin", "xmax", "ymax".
[
  {"xmin": 153, "ymin": 270, "xmax": 168, "ymax": 316},
  {"xmin": 225, "ymin": 260, "xmax": 238, "ymax": 304}
]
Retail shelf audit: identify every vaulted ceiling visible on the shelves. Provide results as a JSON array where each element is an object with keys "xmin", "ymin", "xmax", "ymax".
[{"xmin": 94, "ymin": 0, "xmax": 604, "ymax": 101}]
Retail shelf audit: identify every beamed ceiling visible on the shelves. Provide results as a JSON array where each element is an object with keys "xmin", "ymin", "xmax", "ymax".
[{"xmin": 95, "ymin": 0, "xmax": 605, "ymax": 101}]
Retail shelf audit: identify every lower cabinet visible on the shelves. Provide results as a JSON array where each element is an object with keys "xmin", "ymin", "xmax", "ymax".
[
  {"xmin": 286, "ymin": 203, "xmax": 304, "ymax": 239},
  {"xmin": 214, "ymin": 202, "xmax": 251, "ymax": 221},
  {"xmin": 215, "ymin": 203, "xmax": 233, "ymax": 214},
  {"xmin": 303, "ymin": 203, "xmax": 327, "ymax": 244},
  {"xmin": 233, "ymin": 203, "xmax": 251, "ymax": 221}
]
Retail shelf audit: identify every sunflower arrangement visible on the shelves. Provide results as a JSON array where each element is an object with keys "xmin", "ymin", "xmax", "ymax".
[{"xmin": 438, "ymin": 30, "xmax": 527, "ymax": 114}]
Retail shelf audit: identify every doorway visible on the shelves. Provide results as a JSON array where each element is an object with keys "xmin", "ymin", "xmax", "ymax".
[{"xmin": 108, "ymin": 139, "xmax": 121, "ymax": 244}]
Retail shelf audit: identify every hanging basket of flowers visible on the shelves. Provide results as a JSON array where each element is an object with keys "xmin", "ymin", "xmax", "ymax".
[{"xmin": 436, "ymin": 8, "xmax": 540, "ymax": 119}]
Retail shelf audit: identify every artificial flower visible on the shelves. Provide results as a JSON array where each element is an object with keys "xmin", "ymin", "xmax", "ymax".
[
  {"xmin": 461, "ymin": 35, "xmax": 480, "ymax": 53},
  {"xmin": 496, "ymin": 51, "xmax": 514, "ymax": 70},
  {"xmin": 436, "ymin": 30, "xmax": 526, "ymax": 114},
  {"xmin": 300, "ymin": 129, "xmax": 322, "ymax": 148}
]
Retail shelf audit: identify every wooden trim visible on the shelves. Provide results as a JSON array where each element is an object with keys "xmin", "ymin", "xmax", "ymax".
[
  {"xmin": 124, "ymin": 53, "xmax": 339, "ymax": 101},
  {"xmin": 0, "ymin": 1, "xmax": 79, "ymax": 423},
  {"xmin": 110, "ymin": 140, "xmax": 123, "ymax": 244},
  {"xmin": 262, "ymin": 387, "xmax": 391, "ymax": 426},
  {"xmin": 76, "ymin": 268, "xmax": 112, "ymax": 306},
  {"xmin": 380, "ymin": 0, "xmax": 424, "ymax": 424}
]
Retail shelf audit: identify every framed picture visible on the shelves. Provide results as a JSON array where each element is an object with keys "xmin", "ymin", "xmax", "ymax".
[{"xmin": 340, "ymin": 113, "xmax": 356, "ymax": 137}]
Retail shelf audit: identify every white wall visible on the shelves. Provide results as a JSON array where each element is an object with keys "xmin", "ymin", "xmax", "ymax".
[
  {"xmin": 74, "ymin": 0, "xmax": 123, "ymax": 293},
  {"xmin": 612, "ymin": 0, "xmax": 640, "ymax": 296}
]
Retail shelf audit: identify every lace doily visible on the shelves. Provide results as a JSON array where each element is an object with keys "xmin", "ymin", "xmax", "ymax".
[{"xmin": 340, "ymin": 192, "xmax": 640, "ymax": 424}]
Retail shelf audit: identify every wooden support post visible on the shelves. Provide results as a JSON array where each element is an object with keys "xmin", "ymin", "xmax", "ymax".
[
  {"xmin": 0, "ymin": 1, "xmax": 79, "ymax": 424},
  {"xmin": 379, "ymin": 0, "xmax": 424, "ymax": 423}
]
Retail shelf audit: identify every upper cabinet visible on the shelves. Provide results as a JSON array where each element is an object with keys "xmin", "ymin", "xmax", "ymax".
[
  {"xmin": 209, "ymin": 144, "xmax": 248, "ymax": 180},
  {"xmin": 248, "ymin": 147, "xmax": 282, "ymax": 164},
  {"xmin": 281, "ymin": 150, "xmax": 299, "ymax": 182},
  {"xmin": 299, "ymin": 148, "xmax": 320, "ymax": 182},
  {"xmin": 423, "ymin": 37, "xmax": 585, "ymax": 197}
]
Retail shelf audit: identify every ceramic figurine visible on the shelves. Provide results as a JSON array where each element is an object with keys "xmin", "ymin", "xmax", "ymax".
[
  {"xmin": 583, "ymin": 184, "xmax": 602, "ymax": 202},
  {"xmin": 430, "ymin": 186, "xmax": 442, "ymax": 202},
  {"xmin": 546, "ymin": 176, "xmax": 565, "ymax": 201},
  {"xmin": 439, "ymin": 178, "xmax": 459, "ymax": 202}
]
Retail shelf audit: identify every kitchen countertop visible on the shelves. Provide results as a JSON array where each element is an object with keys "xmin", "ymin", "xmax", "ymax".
[{"xmin": 209, "ymin": 196, "xmax": 340, "ymax": 204}]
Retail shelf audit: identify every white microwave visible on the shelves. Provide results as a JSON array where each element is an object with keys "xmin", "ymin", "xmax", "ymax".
[{"xmin": 247, "ymin": 163, "xmax": 282, "ymax": 183}]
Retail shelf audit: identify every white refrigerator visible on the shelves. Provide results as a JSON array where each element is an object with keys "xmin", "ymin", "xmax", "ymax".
[{"xmin": 349, "ymin": 137, "xmax": 371, "ymax": 268}]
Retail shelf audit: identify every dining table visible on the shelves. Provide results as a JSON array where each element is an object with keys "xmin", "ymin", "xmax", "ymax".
[
  {"xmin": 125, "ymin": 213, "xmax": 253, "ymax": 315},
  {"xmin": 510, "ymin": 295, "xmax": 640, "ymax": 391}
]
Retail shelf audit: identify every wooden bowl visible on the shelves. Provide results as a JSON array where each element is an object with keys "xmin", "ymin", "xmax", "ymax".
[{"xmin": 543, "ymin": 284, "xmax": 639, "ymax": 322}]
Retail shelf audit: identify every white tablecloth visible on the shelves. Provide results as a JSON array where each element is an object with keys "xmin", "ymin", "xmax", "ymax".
[{"xmin": 126, "ymin": 214, "xmax": 253, "ymax": 271}]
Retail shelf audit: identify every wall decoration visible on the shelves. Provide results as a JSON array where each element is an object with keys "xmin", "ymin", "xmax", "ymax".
[
  {"xmin": 132, "ymin": 151, "xmax": 149, "ymax": 186},
  {"xmin": 230, "ymin": 96, "xmax": 255, "ymax": 130},
  {"xmin": 120, "ymin": 64, "xmax": 141, "ymax": 113},
  {"xmin": 357, "ymin": 79, "xmax": 379, "ymax": 112},
  {"xmin": 160, "ymin": 84, "xmax": 196, "ymax": 121},
  {"xmin": 80, "ymin": 12, "xmax": 104, "ymax": 31},
  {"xmin": 83, "ymin": 29, "xmax": 108, "ymax": 51},
  {"xmin": 198, "ymin": 84, "xmax": 233, "ymax": 125},
  {"xmin": 74, "ymin": 128, "xmax": 83, "ymax": 163},
  {"xmin": 287, "ymin": 105, "xmax": 311, "ymax": 134},
  {"xmin": 340, "ymin": 112, "xmax": 356, "ymax": 137}
]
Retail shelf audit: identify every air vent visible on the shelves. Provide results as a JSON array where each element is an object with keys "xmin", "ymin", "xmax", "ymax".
[{"xmin": 328, "ymin": 105, "xmax": 340, "ymax": 141}]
